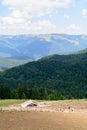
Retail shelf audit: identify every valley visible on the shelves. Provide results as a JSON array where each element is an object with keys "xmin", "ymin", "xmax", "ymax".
[{"xmin": 0, "ymin": 34, "xmax": 87, "ymax": 71}]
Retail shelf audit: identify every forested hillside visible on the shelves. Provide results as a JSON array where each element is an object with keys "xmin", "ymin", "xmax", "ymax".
[{"xmin": 0, "ymin": 53, "xmax": 87, "ymax": 99}]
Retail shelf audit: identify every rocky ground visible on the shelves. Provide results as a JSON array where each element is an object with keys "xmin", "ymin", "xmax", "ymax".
[{"xmin": 1, "ymin": 100, "xmax": 87, "ymax": 113}]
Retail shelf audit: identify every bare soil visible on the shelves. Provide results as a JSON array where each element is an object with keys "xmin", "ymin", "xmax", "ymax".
[
  {"xmin": 0, "ymin": 111, "xmax": 87, "ymax": 130},
  {"xmin": 0, "ymin": 100, "xmax": 87, "ymax": 130}
]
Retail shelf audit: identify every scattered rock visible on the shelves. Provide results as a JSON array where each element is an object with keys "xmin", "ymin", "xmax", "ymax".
[{"xmin": 21, "ymin": 100, "xmax": 37, "ymax": 108}]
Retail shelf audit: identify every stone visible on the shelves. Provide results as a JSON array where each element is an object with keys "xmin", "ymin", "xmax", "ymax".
[{"xmin": 21, "ymin": 100, "xmax": 37, "ymax": 108}]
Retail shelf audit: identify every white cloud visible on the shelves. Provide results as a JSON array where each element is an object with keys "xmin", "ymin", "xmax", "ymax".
[
  {"xmin": 27, "ymin": 20, "xmax": 56, "ymax": 34},
  {"xmin": 0, "ymin": 19, "xmax": 56, "ymax": 35},
  {"xmin": 67, "ymin": 24, "xmax": 80, "ymax": 30},
  {"xmin": 82, "ymin": 9, "xmax": 87, "ymax": 18},
  {"xmin": 0, "ymin": 0, "xmax": 72, "ymax": 34},
  {"xmin": 2, "ymin": 0, "xmax": 71, "ymax": 9},
  {"xmin": 2, "ymin": 0, "xmax": 72, "ymax": 19},
  {"xmin": 64, "ymin": 14, "xmax": 70, "ymax": 19},
  {"xmin": 63, "ymin": 24, "xmax": 81, "ymax": 35}
]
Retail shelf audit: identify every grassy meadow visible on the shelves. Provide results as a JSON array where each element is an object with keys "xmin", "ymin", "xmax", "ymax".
[{"xmin": 0, "ymin": 99, "xmax": 26, "ymax": 107}]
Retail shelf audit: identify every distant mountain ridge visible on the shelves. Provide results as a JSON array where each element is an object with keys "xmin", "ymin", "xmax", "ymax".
[{"xmin": 0, "ymin": 34, "xmax": 87, "ymax": 70}]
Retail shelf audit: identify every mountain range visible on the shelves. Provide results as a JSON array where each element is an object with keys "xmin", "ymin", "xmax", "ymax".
[{"xmin": 0, "ymin": 34, "xmax": 87, "ymax": 70}]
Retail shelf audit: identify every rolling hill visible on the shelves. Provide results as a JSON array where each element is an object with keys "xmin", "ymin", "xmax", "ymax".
[
  {"xmin": 0, "ymin": 52, "xmax": 87, "ymax": 99},
  {"xmin": 77, "ymin": 48, "xmax": 87, "ymax": 54},
  {"xmin": 0, "ymin": 34, "xmax": 87, "ymax": 71},
  {"xmin": 0, "ymin": 58, "xmax": 30, "ymax": 71}
]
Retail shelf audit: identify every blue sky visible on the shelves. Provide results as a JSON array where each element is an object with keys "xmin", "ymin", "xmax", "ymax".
[{"xmin": 0, "ymin": 0, "xmax": 87, "ymax": 35}]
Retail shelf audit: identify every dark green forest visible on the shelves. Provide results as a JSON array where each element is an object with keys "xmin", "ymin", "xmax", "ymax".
[{"xmin": 0, "ymin": 53, "xmax": 87, "ymax": 99}]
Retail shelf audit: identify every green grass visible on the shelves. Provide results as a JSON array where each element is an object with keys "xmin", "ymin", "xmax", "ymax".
[{"xmin": 0, "ymin": 100, "xmax": 26, "ymax": 107}]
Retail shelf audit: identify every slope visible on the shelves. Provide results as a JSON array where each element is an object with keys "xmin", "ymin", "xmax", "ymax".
[{"xmin": 0, "ymin": 53, "xmax": 87, "ymax": 98}]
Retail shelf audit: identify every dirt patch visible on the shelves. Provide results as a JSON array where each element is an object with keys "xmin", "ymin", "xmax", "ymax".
[
  {"xmin": 0, "ymin": 111, "xmax": 87, "ymax": 130},
  {"xmin": 1, "ymin": 100, "xmax": 87, "ymax": 130}
]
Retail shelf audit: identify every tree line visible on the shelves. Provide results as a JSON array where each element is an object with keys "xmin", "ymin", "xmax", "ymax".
[
  {"xmin": 0, "ymin": 84, "xmax": 66, "ymax": 100},
  {"xmin": 0, "ymin": 83, "xmax": 87, "ymax": 100}
]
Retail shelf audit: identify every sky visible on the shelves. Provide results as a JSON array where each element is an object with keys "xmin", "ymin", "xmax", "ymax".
[{"xmin": 0, "ymin": 0, "xmax": 87, "ymax": 35}]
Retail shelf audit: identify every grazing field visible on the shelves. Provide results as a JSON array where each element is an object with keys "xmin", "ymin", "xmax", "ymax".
[
  {"xmin": 0, "ymin": 99, "xmax": 87, "ymax": 130},
  {"xmin": 0, "ymin": 99, "xmax": 25, "ymax": 107}
]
